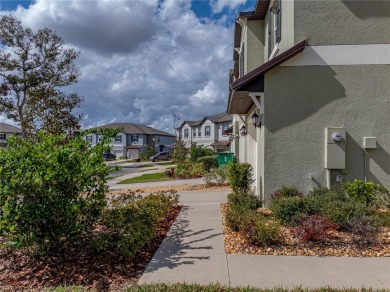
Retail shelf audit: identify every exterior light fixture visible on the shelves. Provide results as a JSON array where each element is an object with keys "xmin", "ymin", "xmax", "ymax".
[
  {"xmin": 240, "ymin": 125, "xmax": 248, "ymax": 136},
  {"xmin": 251, "ymin": 112, "xmax": 261, "ymax": 127}
]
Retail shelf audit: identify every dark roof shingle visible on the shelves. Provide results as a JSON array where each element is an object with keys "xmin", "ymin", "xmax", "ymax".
[{"xmin": 94, "ymin": 123, "xmax": 174, "ymax": 137}]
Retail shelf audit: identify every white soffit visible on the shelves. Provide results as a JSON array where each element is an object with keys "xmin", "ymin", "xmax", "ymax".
[{"xmin": 281, "ymin": 44, "xmax": 390, "ymax": 66}]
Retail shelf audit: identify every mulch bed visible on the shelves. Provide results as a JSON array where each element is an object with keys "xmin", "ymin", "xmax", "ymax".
[
  {"xmin": 221, "ymin": 204, "xmax": 390, "ymax": 257},
  {"xmin": 0, "ymin": 205, "xmax": 181, "ymax": 291}
]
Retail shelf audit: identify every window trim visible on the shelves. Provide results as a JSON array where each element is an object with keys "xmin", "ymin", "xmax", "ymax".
[
  {"xmin": 198, "ymin": 127, "xmax": 202, "ymax": 138},
  {"xmin": 184, "ymin": 128, "xmax": 189, "ymax": 138},
  {"xmin": 205, "ymin": 125, "xmax": 211, "ymax": 137},
  {"xmin": 115, "ymin": 135, "xmax": 122, "ymax": 143},
  {"xmin": 268, "ymin": 0, "xmax": 282, "ymax": 59},
  {"xmin": 86, "ymin": 135, "xmax": 93, "ymax": 143}
]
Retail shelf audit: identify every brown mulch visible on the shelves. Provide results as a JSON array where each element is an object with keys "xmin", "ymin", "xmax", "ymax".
[
  {"xmin": 0, "ymin": 205, "xmax": 181, "ymax": 291},
  {"xmin": 108, "ymin": 183, "xmax": 230, "ymax": 196},
  {"xmin": 221, "ymin": 204, "xmax": 390, "ymax": 257}
]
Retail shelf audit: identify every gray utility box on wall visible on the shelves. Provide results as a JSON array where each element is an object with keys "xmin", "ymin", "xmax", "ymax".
[{"xmin": 325, "ymin": 127, "xmax": 346, "ymax": 169}]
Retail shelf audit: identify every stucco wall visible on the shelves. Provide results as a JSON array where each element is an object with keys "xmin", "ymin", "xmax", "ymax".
[
  {"xmin": 294, "ymin": 0, "xmax": 390, "ymax": 45},
  {"xmin": 263, "ymin": 64, "xmax": 390, "ymax": 200},
  {"xmin": 246, "ymin": 20, "xmax": 265, "ymax": 72}
]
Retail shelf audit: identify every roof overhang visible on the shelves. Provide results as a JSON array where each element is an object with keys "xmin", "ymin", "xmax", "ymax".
[{"xmin": 227, "ymin": 41, "xmax": 306, "ymax": 114}]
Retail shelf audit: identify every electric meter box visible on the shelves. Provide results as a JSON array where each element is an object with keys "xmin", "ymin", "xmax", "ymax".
[
  {"xmin": 325, "ymin": 128, "xmax": 346, "ymax": 169},
  {"xmin": 363, "ymin": 137, "xmax": 377, "ymax": 149}
]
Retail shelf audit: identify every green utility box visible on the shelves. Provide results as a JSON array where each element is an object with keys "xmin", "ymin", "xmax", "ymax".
[{"xmin": 217, "ymin": 153, "xmax": 234, "ymax": 166}]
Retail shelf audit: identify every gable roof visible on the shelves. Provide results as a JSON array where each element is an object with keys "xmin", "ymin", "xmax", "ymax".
[
  {"xmin": 177, "ymin": 112, "xmax": 233, "ymax": 129},
  {"xmin": 95, "ymin": 123, "xmax": 174, "ymax": 137},
  {"xmin": 0, "ymin": 123, "xmax": 22, "ymax": 133}
]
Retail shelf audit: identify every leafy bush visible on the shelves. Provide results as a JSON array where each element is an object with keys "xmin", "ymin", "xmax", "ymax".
[
  {"xmin": 292, "ymin": 215, "xmax": 337, "ymax": 242},
  {"xmin": 306, "ymin": 189, "xmax": 375, "ymax": 230},
  {"xmin": 0, "ymin": 132, "xmax": 108, "ymax": 254},
  {"xmin": 227, "ymin": 162, "xmax": 254, "ymax": 194},
  {"xmin": 377, "ymin": 211, "xmax": 390, "ymax": 228},
  {"xmin": 270, "ymin": 186, "xmax": 303, "ymax": 200},
  {"xmin": 172, "ymin": 139, "xmax": 187, "ymax": 165},
  {"xmin": 228, "ymin": 192, "xmax": 262, "ymax": 211},
  {"xmin": 190, "ymin": 143, "xmax": 216, "ymax": 162},
  {"xmin": 197, "ymin": 155, "xmax": 218, "ymax": 172},
  {"xmin": 270, "ymin": 196, "xmax": 311, "ymax": 225},
  {"xmin": 140, "ymin": 146, "xmax": 157, "ymax": 161},
  {"xmin": 342, "ymin": 180, "xmax": 390, "ymax": 207},
  {"xmin": 203, "ymin": 165, "xmax": 229, "ymax": 186},
  {"xmin": 98, "ymin": 191, "xmax": 178, "ymax": 258},
  {"xmin": 225, "ymin": 207, "xmax": 256, "ymax": 232},
  {"xmin": 250, "ymin": 218, "xmax": 281, "ymax": 246},
  {"xmin": 174, "ymin": 162, "xmax": 204, "ymax": 178}
]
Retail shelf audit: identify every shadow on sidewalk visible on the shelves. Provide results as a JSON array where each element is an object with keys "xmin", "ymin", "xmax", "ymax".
[{"xmin": 145, "ymin": 206, "xmax": 222, "ymax": 272}]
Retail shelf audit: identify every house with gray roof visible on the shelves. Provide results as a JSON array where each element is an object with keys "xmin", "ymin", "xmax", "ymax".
[
  {"xmin": 177, "ymin": 112, "xmax": 233, "ymax": 152},
  {"xmin": 84, "ymin": 123, "xmax": 175, "ymax": 159},
  {"xmin": 0, "ymin": 122, "xmax": 22, "ymax": 147}
]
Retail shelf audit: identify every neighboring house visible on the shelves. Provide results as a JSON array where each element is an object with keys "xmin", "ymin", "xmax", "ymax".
[
  {"xmin": 177, "ymin": 112, "xmax": 233, "ymax": 152},
  {"xmin": 0, "ymin": 122, "xmax": 22, "ymax": 147},
  {"xmin": 227, "ymin": 0, "xmax": 390, "ymax": 203},
  {"xmin": 85, "ymin": 123, "xmax": 175, "ymax": 159}
]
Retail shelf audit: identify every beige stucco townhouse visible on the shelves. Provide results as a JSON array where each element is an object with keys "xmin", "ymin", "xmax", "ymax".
[{"xmin": 227, "ymin": 0, "xmax": 390, "ymax": 204}]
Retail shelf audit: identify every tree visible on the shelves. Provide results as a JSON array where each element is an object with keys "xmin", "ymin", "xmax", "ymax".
[{"xmin": 0, "ymin": 15, "xmax": 82, "ymax": 138}]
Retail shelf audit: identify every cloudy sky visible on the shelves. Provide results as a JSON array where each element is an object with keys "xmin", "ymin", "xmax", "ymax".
[{"xmin": 0, "ymin": 0, "xmax": 256, "ymax": 133}]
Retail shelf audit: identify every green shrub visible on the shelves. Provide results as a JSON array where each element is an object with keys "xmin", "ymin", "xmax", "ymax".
[
  {"xmin": 225, "ymin": 207, "xmax": 257, "ymax": 232},
  {"xmin": 270, "ymin": 186, "xmax": 303, "ymax": 200},
  {"xmin": 250, "ymin": 218, "xmax": 281, "ymax": 246},
  {"xmin": 306, "ymin": 189, "xmax": 376, "ymax": 230},
  {"xmin": 140, "ymin": 146, "xmax": 157, "ymax": 161},
  {"xmin": 99, "ymin": 191, "xmax": 178, "ymax": 258},
  {"xmin": 197, "ymin": 155, "xmax": 218, "ymax": 172},
  {"xmin": 227, "ymin": 162, "xmax": 254, "ymax": 194},
  {"xmin": 270, "ymin": 196, "xmax": 310, "ymax": 225},
  {"xmin": 203, "ymin": 165, "xmax": 229, "ymax": 186},
  {"xmin": 174, "ymin": 162, "xmax": 204, "ymax": 178},
  {"xmin": 228, "ymin": 192, "xmax": 262, "ymax": 211},
  {"xmin": 342, "ymin": 179, "xmax": 390, "ymax": 207},
  {"xmin": 377, "ymin": 211, "xmax": 390, "ymax": 228},
  {"xmin": 190, "ymin": 143, "xmax": 216, "ymax": 162},
  {"xmin": 0, "ymin": 132, "xmax": 108, "ymax": 254},
  {"xmin": 172, "ymin": 139, "xmax": 187, "ymax": 165}
]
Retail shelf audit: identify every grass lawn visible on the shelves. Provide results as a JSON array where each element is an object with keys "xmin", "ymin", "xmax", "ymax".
[
  {"xmin": 157, "ymin": 161, "xmax": 175, "ymax": 166},
  {"xmin": 117, "ymin": 172, "xmax": 174, "ymax": 184},
  {"xmin": 45, "ymin": 284, "xmax": 386, "ymax": 291}
]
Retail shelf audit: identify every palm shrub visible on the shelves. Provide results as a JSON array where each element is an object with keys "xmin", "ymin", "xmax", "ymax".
[{"xmin": 0, "ymin": 132, "xmax": 108, "ymax": 254}]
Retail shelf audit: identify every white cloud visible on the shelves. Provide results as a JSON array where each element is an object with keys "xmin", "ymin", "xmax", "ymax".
[
  {"xmin": 211, "ymin": 0, "xmax": 247, "ymax": 14},
  {"xmin": 0, "ymin": 0, "xmax": 236, "ymax": 132}
]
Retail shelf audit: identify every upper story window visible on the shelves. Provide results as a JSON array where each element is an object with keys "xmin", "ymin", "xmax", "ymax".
[
  {"xmin": 193, "ymin": 129, "xmax": 196, "ymax": 138},
  {"xmin": 98, "ymin": 135, "xmax": 104, "ymax": 142},
  {"xmin": 0, "ymin": 133, "xmax": 6, "ymax": 140},
  {"xmin": 184, "ymin": 128, "xmax": 189, "ymax": 138},
  {"xmin": 115, "ymin": 135, "xmax": 122, "ymax": 143},
  {"xmin": 198, "ymin": 127, "xmax": 202, "ymax": 137},
  {"xmin": 131, "ymin": 135, "xmax": 138, "ymax": 143},
  {"xmin": 86, "ymin": 135, "xmax": 93, "ymax": 143},
  {"xmin": 205, "ymin": 126, "xmax": 211, "ymax": 137},
  {"xmin": 222, "ymin": 123, "xmax": 229, "ymax": 136},
  {"xmin": 268, "ymin": 0, "xmax": 282, "ymax": 58}
]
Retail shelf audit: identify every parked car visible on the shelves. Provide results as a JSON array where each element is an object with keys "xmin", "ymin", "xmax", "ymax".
[
  {"xmin": 149, "ymin": 151, "xmax": 171, "ymax": 162},
  {"xmin": 102, "ymin": 151, "xmax": 116, "ymax": 161}
]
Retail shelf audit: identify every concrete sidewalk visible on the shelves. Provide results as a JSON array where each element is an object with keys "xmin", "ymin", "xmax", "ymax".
[
  {"xmin": 139, "ymin": 189, "xmax": 390, "ymax": 289},
  {"xmin": 109, "ymin": 177, "xmax": 205, "ymax": 190}
]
